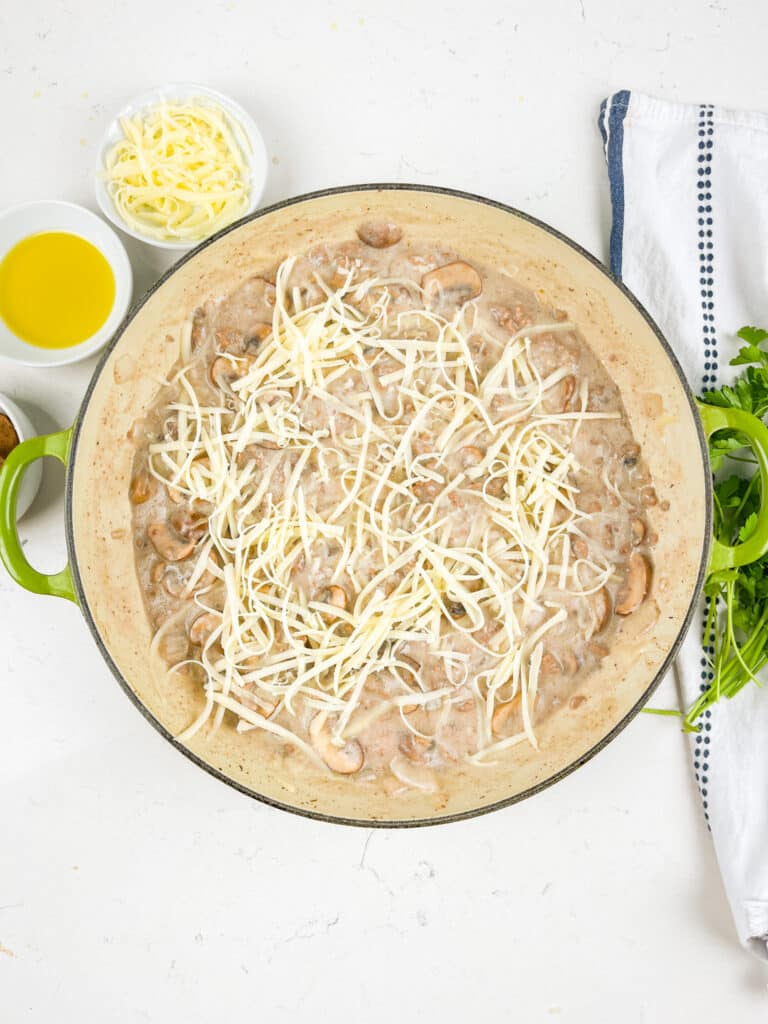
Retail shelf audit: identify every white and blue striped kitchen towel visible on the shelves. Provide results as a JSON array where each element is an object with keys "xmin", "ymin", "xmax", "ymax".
[{"xmin": 599, "ymin": 90, "xmax": 768, "ymax": 960}]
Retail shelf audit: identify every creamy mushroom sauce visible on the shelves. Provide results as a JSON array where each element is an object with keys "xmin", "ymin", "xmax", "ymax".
[{"xmin": 129, "ymin": 223, "xmax": 656, "ymax": 793}]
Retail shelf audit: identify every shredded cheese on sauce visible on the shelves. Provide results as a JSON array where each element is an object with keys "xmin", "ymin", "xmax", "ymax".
[
  {"xmin": 103, "ymin": 101, "xmax": 251, "ymax": 242},
  {"xmin": 147, "ymin": 259, "xmax": 620, "ymax": 765}
]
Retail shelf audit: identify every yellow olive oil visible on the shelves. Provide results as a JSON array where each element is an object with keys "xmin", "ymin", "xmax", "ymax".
[{"xmin": 0, "ymin": 231, "xmax": 115, "ymax": 349}]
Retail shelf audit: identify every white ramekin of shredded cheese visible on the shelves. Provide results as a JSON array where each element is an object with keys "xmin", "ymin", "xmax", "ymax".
[{"xmin": 95, "ymin": 83, "xmax": 268, "ymax": 254}]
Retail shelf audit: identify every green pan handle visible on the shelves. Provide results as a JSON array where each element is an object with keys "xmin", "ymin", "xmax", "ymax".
[
  {"xmin": 0, "ymin": 427, "xmax": 77, "ymax": 602},
  {"xmin": 697, "ymin": 401, "xmax": 768, "ymax": 573}
]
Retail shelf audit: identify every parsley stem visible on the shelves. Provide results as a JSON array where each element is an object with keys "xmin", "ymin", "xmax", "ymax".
[
  {"xmin": 733, "ymin": 471, "xmax": 760, "ymax": 525},
  {"xmin": 678, "ymin": 330, "xmax": 768, "ymax": 728}
]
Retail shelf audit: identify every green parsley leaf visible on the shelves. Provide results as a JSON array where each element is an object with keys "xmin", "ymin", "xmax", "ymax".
[
  {"xmin": 731, "ymin": 344, "xmax": 768, "ymax": 367},
  {"xmin": 739, "ymin": 511, "xmax": 758, "ymax": 542},
  {"xmin": 736, "ymin": 326, "xmax": 768, "ymax": 347},
  {"xmin": 685, "ymin": 325, "xmax": 768, "ymax": 730}
]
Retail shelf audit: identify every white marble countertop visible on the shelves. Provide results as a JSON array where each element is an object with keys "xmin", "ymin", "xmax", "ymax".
[{"xmin": 2, "ymin": 0, "xmax": 768, "ymax": 1019}]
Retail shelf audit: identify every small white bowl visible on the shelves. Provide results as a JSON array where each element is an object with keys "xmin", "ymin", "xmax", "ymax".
[
  {"xmin": 0, "ymin": 200, "xmax": 133, "ymax": 368},
  {"xmin": 0, "ymin": 394, "xmax": 42, "ymax": 518},
  {"xmin": 95, "ymin": 82, "xmax": 269, "ymax": 254}
]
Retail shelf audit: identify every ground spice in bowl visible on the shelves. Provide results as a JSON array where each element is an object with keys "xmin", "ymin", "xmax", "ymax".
[{"xmin": 0, "ymin": 413, "xmax": 19, "ymax": 465}]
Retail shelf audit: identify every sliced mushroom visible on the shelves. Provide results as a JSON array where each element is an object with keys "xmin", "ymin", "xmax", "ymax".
[
  {"xmin": 147, "ymin": 522, "xmax": 195, "ymax": 562},
  {"xmin": 561, "ymin": 651, "xmax": 579, "ymax": 675},
  {"xmin": 356, "ymin": 221, "xmax": 403, "ymax": 248},
  {"xmin": 151, "ymin": 561, "xmax": 186, "ymax": 598},
  {"xmin": 330, "ymin": 269, "xmax": 353, "ymax": 290},
  {"xmin": 238, "ymin": 687, "xmax": 278, "ymax": 718},
  {"xmin": 152, "ymin": 550, "xmax": 218, "ymax": 599},
  {"xmin": 209, "ymin": 354, "xmax": 255, "ymax": 391},
  {"xmin": 559, "ymin": 375, "xmax": 576, "ymax": 411},
  {"xmin": 396, "ymin": 654, "xmax": 421, "ymax": 684},
  {"xmin": 297, "ymin": 283, "xmax": 327, "ymax": 310},
  {"xmin": 561, "ymin": 651, "xmax": 577, "ymax": 675},
  {"xmin": 540, "ymin": 652, "xmax": 561, "ymax": 676},
  {"xmin": 213, "ymin": 328, "xmax": 243, "ymax": 353},
  {"xmin": 187, "ymin": 461, "xmax": 212, "ymax": 495},
  {"xmin": 445, "ymin": 600, "xmax": 466, "ymax": 619},
  {"xmin": 321, "ymin": 585, "xmax": 347, "ymax": 617},
  {"xmin": 389, "ymin": 752, "xmax": 437, "ymax": 792},
  {"xmin": 245, "ymin": 323, "xmax": 272, "ymax": 349},
  {"xmin": 209, "ymin": 356, "xmax": 235, "ymax": 391},
  {"xmin": 458, "ymin": 445, "xmax": 484, "ymax": 469},
  {"xmin": 615, "ymin": 553, "xmax": 650, "ymax": 616},
  {"xmin": 640, "ymin": 486, "xmax": 658, "ymax": 508},
  {"xmin": 571, "ymin": 537, "xmax": 588, "ymax": 559},
  {"xmin": 621, "ymin": 442, "xmax": 641, "ymax": 468},
  {"xmin": 413, "ymin": 479, "xmax": 442, "ymax": 502},
  {"xmin": 243, "ymin": 276, "xmax": 276, "ymax": 307},
  {"xmin": 129, "ymin": 470, "xmax": 154, "ymax": 505},
  {"xmin": 491, "ymin": 692, "xmax": 521, "ymax": 734},
  {"xmin": 236, "ymin": 442, "xmax": 281, "ymax": 468},
  {"xmin": 157, "ymin": 631, "xmax": 189, "ymax": 664},
  {"xmin": 411, "ymin": 432, "xmax": 434, "ymax": 455},
  {"xmin": 309, "ymin": 713, "xmax": 364, "ymax": 774},
  {"xmin": 422, "ymin": 261, "xmax": 482, "ymax": 305},
  {"xmin": 593, "ymin": 587, "xmax": 611, "ymax": 633},
  {"xmin": 399, "ymin": 733, "xmax": 432, "ymax": 763},
  {"xmin": 630, "ymin": 518, "xmax": 646, "ymax": 546},
  {"xmin": 170, "ymin": 501, "xmax": 211, "ymax": 541},
  {"xmin": 397, "ymin": 655, "xmax": 421, "ymax": 696},
  {"xmin": 188, "ymin": 612, "xmax": 220, "ymax": 646}
]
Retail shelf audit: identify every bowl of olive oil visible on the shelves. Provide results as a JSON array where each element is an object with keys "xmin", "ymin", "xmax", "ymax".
[{"xmin": 0, "ymin": 201, "xmax": 132, "ymax": 367}]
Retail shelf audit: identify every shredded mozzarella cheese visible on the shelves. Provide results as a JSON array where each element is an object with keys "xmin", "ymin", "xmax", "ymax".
[
  {"xmin": 103, "ymin": 100, "xmax": 251, "ymax": 242},
  {"xmin": 147, "ymin": 258, "xmax": 618, "ymax": 763}
]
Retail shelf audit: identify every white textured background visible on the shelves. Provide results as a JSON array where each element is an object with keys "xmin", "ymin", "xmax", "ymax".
[{"xmin": 2, "ymin": 0, "xmax": 768, "ymax": 1020}]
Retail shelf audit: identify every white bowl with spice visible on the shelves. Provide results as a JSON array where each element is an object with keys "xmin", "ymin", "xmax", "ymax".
[
  {"xmin": 0, "ymin": 200, "xmax": 133, "ymax": 368},
  {"xmin": 0, "ymin": 394, "xmax": 42, "ymax": 518},
  {"xmin": 94, "ymin": 82, "xmax": 269, "ymax": 256}
]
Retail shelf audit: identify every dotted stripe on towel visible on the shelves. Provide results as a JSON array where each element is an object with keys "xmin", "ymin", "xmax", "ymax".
[
  {"xmin": 698, "ymin": 105, "xmax": 717, "ymax": 388},
  {"xmin": 695, "ymin": 103, "xmax": 716, "ymax": 828},
  {"xmin": 695, "ymin": 601, "xmax": 715, "ymax": 828}
]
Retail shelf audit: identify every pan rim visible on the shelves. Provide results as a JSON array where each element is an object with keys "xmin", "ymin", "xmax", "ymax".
[{"xmin": 64, "ymin": 182, "xmax": 712, "ymax": 828}]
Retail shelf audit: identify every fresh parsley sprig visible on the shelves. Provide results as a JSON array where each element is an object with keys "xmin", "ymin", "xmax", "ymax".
[{"xmin": 684, "ymin": 326, "xmax": 768, "ymax": 730}]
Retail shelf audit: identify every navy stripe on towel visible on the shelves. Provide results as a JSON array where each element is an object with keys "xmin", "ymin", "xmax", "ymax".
[
  {"xmin": 598, "ymin": 90, "xmax": 631, "ymax": 280},
  {"xmin": 695, "ymin": 102, "xmax": 716, "ymax": 828}
]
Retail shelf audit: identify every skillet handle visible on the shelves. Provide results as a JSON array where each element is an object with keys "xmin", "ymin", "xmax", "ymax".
[
  {"xmin": 697, "ymin": 401, "xmax": 768, "ymax": 573},
  {"xmin": 0, "ymin": 427, "xmax": 77, "ymax": 602}
]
